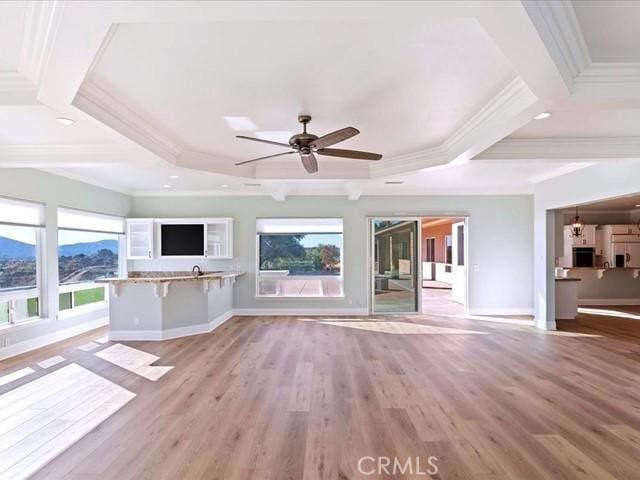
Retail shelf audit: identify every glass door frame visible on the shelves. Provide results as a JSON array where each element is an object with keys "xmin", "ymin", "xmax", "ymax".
[{"xmin": 368, "ymin": 217, "xmax": 422, "ymax": 314}]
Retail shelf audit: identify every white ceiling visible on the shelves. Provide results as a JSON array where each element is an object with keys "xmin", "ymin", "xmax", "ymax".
[
  {"xmin": 572, "ymin": 1, "xmax": 640, "ymax": 62},
  {"xmin": 565, "ymin": 193, "xmax": 640, "ymax": 213},
  {"xmin": 510, "ymin": 103, "xmax": 640, "ymax": 138},
  {"xmin": 90, "ymin": 20, "xmax": 514, "ymax": 160},
  {"xmin": 0, "ymin": 1, "xmax": 639, "ymax": 198}
]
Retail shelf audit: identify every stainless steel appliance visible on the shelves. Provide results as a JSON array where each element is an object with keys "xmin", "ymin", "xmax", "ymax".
[{"xmin": 573, "ymin": 247, "xmax": 595, "ymax": 267}]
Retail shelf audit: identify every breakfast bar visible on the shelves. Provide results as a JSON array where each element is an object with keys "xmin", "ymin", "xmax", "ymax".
[{"xmin": 97, "ymin": 271, "xmax": 244, "ymax": 341}]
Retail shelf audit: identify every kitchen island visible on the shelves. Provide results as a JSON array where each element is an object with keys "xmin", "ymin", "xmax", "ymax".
[{"xmin": 96, "ymin": 271, "xmax": 244, "ymax": 341}]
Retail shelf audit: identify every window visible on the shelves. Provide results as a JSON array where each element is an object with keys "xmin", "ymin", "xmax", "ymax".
[
  {"xmin": 57, "ymin": 208, "xmax": 124, "ymax": 312},
  {"xmin": 256, "ymin": 218, "xmax": 343, "ymax": 297},
  {"xmin": 445, "ymin": 235, "xmax": 452, "ymax": 264},
  {"xmin": 456, "ymin": 224, "xmax": 465, "ymax": 266},
  {"xmin": 0, "ymin": 197, "xmax": 43, "ymax": 325},
  {"xmin": 424, "ymin": 238, "xmax": 435, "ymax": 262}
]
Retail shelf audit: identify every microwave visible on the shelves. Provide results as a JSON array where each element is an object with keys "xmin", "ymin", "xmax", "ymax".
[{"xmin": 573, "ymin": 247, "xmax": 595, "ymax": 267}]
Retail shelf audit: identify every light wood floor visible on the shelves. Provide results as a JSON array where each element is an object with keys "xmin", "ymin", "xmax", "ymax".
[{"xmin": 1, "ymin": 308, "xmax": 640, "ymax": 479}]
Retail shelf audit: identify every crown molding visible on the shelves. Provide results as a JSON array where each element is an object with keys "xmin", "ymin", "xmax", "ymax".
[
  {"xmin": 522, "ymin": 0, "xmax": 591, "ymax": 90},
  {"xmin": 73, "ymin": 79, "xmax": 183, "ymax": 164},
  {"xmin": 18, "ymin": 0, "xmax": 65, "ymax": 86},
  {"xmin": 370, "ymin": 77, "xmax": 538, "ymax": 177},
  {"xmin": 0, "ymin": 72, "xmax": 38, "ymax": 106},
  {"xmin": 572, "ymin": 63, "xmax": 640, "ymax": 100},
  {"xmin": 476, "ymin": 137, "xmax": 640, "ymax": 161},
  {"xmin": 0, "ymin": 144, "xmax": 127, "ymax": 167}
]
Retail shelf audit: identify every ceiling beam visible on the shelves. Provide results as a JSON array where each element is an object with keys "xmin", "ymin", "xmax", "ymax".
[{"xmin": 475, "ymin": 137, "xmax": 640, "ymax": 162}]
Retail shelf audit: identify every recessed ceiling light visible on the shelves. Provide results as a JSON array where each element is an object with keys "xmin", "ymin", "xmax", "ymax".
[
  {"xmin": 220, "ymin": 184, "xmax": 229, "ymax": 188},
  {"xmin": 56, "ymin": 117, "xmax": 76, "ymax": 125},
  {"xmin": 169, "ymin": 175, "xmax": 179, "ymax": 179},
  {"xmin": 244, "ymin": 183, "xmax": 261, "ymax": 187},
  {"xmin": 385, "ymin": 181, "xmax": 404, "ymax": 185},
  {"xmin": 534, "ymin": 111, "xmax": 552, "ymax": 120},
  {"xmin": 162, "ymin": 184, "xmax": 171, "ymax": 188},
  {"xmin": 223, "ymin": 116, "xmax": 258, "ymax": 131}
]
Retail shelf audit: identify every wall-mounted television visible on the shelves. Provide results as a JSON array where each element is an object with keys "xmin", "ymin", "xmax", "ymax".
[{"xmin": 160, "ymin": 224, "xmax": 204, "ymax": 256}]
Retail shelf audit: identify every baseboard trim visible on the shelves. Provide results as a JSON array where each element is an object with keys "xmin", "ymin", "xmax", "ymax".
[
  {"xmin": 0, "ymin": 317, "xmax": 108, "ymax": 361},
  {"xmin": 233, "ymin": 308, "xmax": 369, "ymax": 316},
  {"xmin": 108, "ymin": 309, "xmax": 234, "ymax": 341},
  {"xmin": 578, "ymin": 298, "xmax": 640, "ymax": 306},
  {"xmin": 468, "ymin": 307, "xmax": 535, "ymax": 316}
]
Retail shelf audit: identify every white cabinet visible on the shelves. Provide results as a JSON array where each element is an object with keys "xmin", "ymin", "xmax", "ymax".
[
  {"xmin": 627, "ymin": 243, "xmax": 640, "ymax": 268},
  {"xmin": 126, "ymin": 217, "xmax": 234, "ymax": 260},
  {"xmin": 595, "ymin": 228, "xmax": 604, "ymax": 256},
  {"xmin": 564, "ymin": 224, "xmax": 596, "ymax": 247},
  {"xmin": 126, "ymin": 219, "xmax": 154, "ymax": 259},
  {"xmin": 205, "ymin": 219, "xmax": 233, "ymax": 259},
  {"xmin": 601, "ymin": 224, "xmax": 640, "ymax": 267},
  {"xmin": 611, "ymin": 224, "xmax": 639, "ymax": 235}
]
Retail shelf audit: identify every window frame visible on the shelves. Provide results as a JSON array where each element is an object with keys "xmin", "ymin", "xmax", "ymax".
[
  {"xmin": 254, "ymin": 218, "xmax": 345, "ymax": 299},
  {"xmin": 0, "ymin": 196, "xmax": 45, "ymax": 326},
  {"xmin": 56, "ymin": 207, "xmax": 126, "ymax": 316}
]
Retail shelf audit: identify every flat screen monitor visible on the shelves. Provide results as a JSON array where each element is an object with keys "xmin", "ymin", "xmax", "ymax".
[{"xmin": 160, "ymin": 224, "xmax": 204, "ymax": 256}]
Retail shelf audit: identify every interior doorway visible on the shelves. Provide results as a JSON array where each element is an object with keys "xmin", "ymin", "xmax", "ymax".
[{"xmin": 420, "ymin": 217, "xmax": 468, "ymax": 315}]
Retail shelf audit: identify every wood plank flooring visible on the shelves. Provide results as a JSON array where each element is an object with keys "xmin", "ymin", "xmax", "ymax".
[{"xmin": 0, "ymin": 307, "xmax": 639, "ymax": 479}]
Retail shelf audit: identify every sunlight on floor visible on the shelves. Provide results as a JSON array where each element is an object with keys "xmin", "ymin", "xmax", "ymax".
[
  {"xmin": 578, "ymin": 307, "xmax": 640, "ymax": 321},
  {"xmin": 95, "ymin": 344, "xmax": 173, "ymax": 381},
  {"xmin": 543, "ymin": 330, "xmax": 603, "ymax": 338},
  {"xmin": 300, "ymin": 319, "xmax": 488, "ymax": 335},
  {"xmin": 430, "ymin": 313, "xmax": 534, "ymax": 326},
  {"xmin": 0, "ymin": 363, "xmax": 135, "ymax": 480}
]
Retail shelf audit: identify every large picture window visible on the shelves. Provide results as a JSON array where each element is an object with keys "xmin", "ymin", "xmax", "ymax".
[
  {"xmin": 57, "ymin": 208, "xmax": 124, "ymax": 312},
  {"xmin": 0, "ymin": 197, "xmax": 43, "ymax": 325},
  {"xmin": 257, "ymin": 218, "xmax": 343, "ymax": 297}
]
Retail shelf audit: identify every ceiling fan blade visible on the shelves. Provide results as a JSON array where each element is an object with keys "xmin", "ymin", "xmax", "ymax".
[
  {"xmin": 236, "ymin": 135, "xmax": 292, "ymax": 148},
  {"xmin": 311, "ymin": 127, "xmax": 359, "ymax": 149},
  {"xmin": 316, "ymin": 148, "xmax": 382, "ymax": 160},
  {"xmin": 235, "ymin": 151, "xmax": 296, "ymax": 166},
  {"xmin": 300, "ymin": 153, "xmax": 318, "ymax": 174}
]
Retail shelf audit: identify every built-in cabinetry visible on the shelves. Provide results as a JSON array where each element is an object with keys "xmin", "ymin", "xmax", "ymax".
[
  {"xmin": 126, "ymin": 218, "xmax": 233, "ymax": 260},
  {"xmin": 559, "ymin": 224, "xmax": 640, "ymax": 268},
  {"xmin": 600, "ymin": 225, "xmax": 640, "ymax": 268},
  {"xmin": 126, "ymin": 219, "xmax": 154, "ymax": 259}
]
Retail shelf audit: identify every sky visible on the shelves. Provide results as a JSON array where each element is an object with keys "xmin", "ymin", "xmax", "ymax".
[
  {"xmin": 299, "ymin": 234, "xmax": 342, "ymax": 248},
  {"xmin": 0, "ymin": 225, "xmax": 118, "ymax": 246}
]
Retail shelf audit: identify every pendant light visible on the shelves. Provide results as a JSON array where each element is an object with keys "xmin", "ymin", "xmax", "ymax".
[{"xmin": 570, "ymin": 206, "xmax": 584, "ymax": 237}]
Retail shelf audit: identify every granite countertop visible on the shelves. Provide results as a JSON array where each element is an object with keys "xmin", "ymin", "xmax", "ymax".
[
  {"xmin": 554, "ymin": 277, "xmax": 581, "ymax": 282},
  {"xmin": 95, "ymin": 271, "xmax": 245, "ymax": 284}
]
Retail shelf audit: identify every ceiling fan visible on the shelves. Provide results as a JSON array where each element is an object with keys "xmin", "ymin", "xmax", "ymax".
[{"xmin": 235, "ymin": 115, "xmax": 382, "ymax": 174}]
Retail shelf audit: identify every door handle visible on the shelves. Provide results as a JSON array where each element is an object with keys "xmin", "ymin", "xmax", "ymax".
[{"xmin": 627, "ymin": 253, "xmax": 631, "ymax": 263}]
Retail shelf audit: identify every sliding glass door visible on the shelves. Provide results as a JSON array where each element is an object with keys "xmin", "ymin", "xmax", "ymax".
[{"xmin": 370, "ymin": 219, "xmax": 419, "ymax": 313}]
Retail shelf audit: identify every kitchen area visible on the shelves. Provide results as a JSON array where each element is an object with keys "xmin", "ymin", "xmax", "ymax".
[{"xmin": 555, "ymin": 196, "xmax": 640, "ymax": 320}]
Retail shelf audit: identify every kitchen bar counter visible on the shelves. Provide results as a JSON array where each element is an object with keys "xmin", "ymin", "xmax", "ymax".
[
  {"xmin": 96, "ymin": 270, "xmax": 244, "ymax": 284},
  {"xmin": 555, "ymin": 277, "xmax": 581, "ymax": 320},
  {"xmin": 98, "ymin": 271, "xmax": 244, "ymax": 341}
]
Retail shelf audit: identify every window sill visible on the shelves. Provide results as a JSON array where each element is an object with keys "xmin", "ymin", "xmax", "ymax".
[{"xmin": 0, "ymin": 316, "xmax": 52, "ymax": 334}]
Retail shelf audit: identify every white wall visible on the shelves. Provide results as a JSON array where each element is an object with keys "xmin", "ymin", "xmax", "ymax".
[
  {"xmin": 533, "ymin": 159, "xmax": 640, "ymax": 329},
  {"xmin": 0, "ymin": 169, "xmax": 132, "ymax": 358},
  {"xmin": 131, "ymin": 194, "xmax": 535, "ymax": 315}
]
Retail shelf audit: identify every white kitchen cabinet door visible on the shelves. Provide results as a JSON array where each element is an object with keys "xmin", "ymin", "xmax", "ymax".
[
  {"xmin": 625, "ymin": 242, "xmax": 640, "ymax": 267},
  {"xmin": 611, "ymin": 225, "xmax": 636, "ymax": 235},
  {"xmin": 572, "ymin": 225, "xmax": 596, "ymax": 246},
  {"xmin": 205, "ymin": 219, "xmax": 233, "ymax": 259},
  {"xmin": 126, "ymin": 219, "xmax": 154, "ymax": 259}
]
